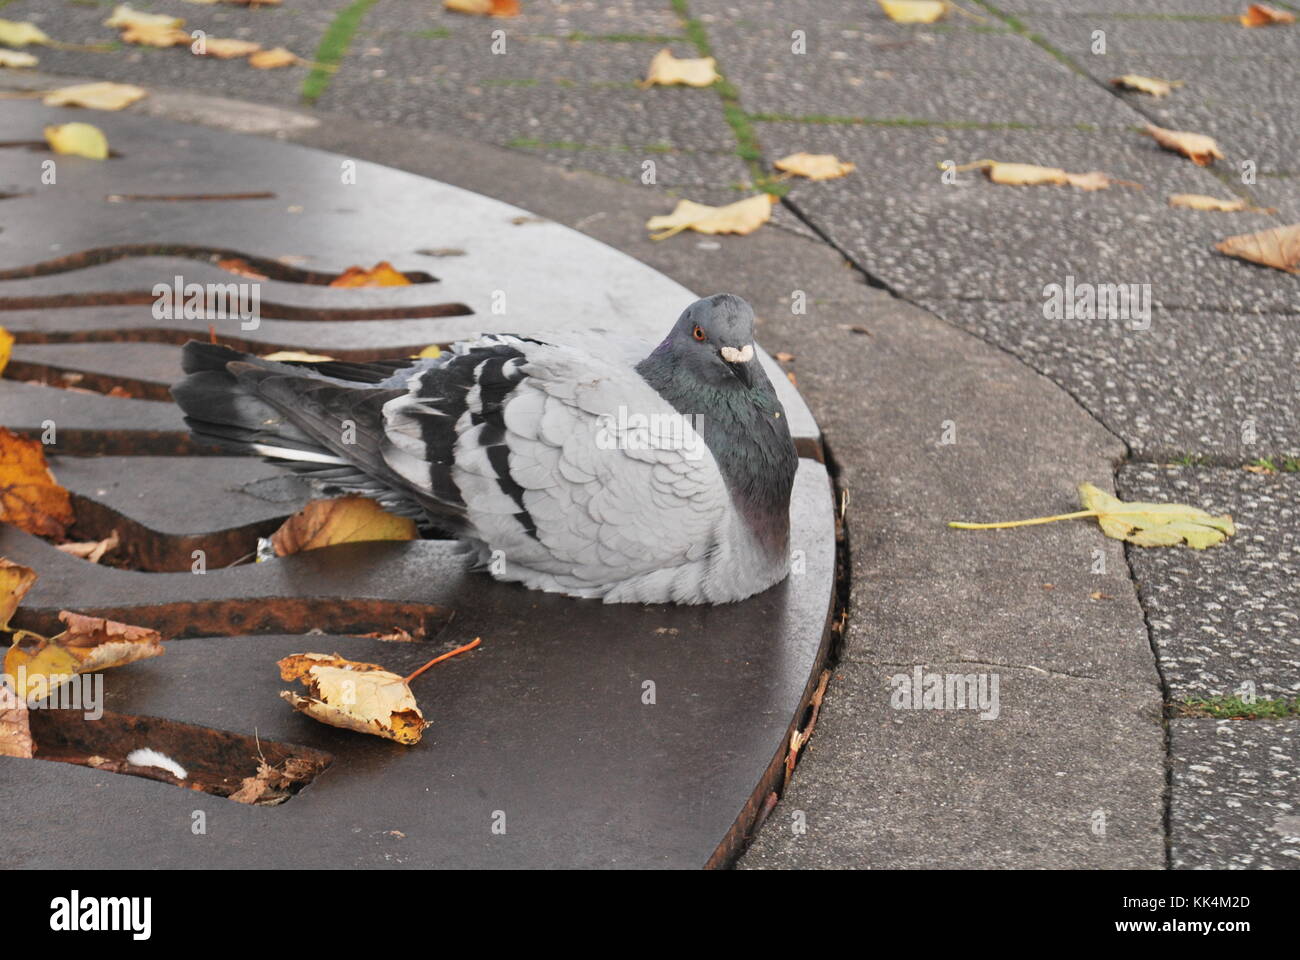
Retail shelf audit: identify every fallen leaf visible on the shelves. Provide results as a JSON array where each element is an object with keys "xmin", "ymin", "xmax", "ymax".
[
  {"xmin": 329, "ymin": 261, "xmax": 411, "ymax": 288},
  {"xmin": 774, "ymin": 152, "xmax": 856, "ymax": 181},
  {"xmin": 119, "ymin": 23, "xmax": 190, "ymax": 47},
  {"xmin": 54, "ymin": 530, "xmax": 119, "ymax": 563},
  {"xmin": 646, "ymin": 194, "xmax": 776, "ymax": 240},
  {"xmin": 248, "ymin": 46, "xmax": 299, "ymax": 69},
  {"xmin": 0, "ymin": 696, "xmax": 32, "ymax": 759},
  {"xmin": 104, "ymin": 5, "xmax": 184, "ymax": 29},
  {"xmin": 196, "ymin": 37, "xmax": 261, "ymax": 58},
  {"xmin": 1089, "ymin": 591, "xmax": 1113, "ymax": 600},
  {"xmin": 0, "ymin": 559, "xmax": 37, "ymax": 631},
  {"xmin": 949, "ymin": 482, "xmax": 1235, "ymax": 549},
  {"xmin": 269, "ymin": 496, "xmax": 418, "ymax": 557},
  {"xmin": 5, "ymin": 611, "xmax": 165, "ymax": 701},
  {"xmin": 1241, "ymin": 3, "xmax": 1295, "ymax": 26},
  {"xmin": 1169, "ymin": 193, "xmax": 1273, "ymax": 213},
  {"xmin": 44, "ymin": 122, "xmax": 109, "ymax": 159},
  {"xmin": 641, "ymin": 48, "xmax": 720, "ymax": 87},
  {"xmin": 774, "ymin": 351, "xmax": 795, "ymax": 363},
  {"xmin": 0, "ymin": 325, "xmax": 11, "ymax": 375},
  {"xmin": 0, "ymin": 427, "xmax": 74, "ymax": 539},
  {"xmin": 1111, "ymin": 74, "xmax": 1178, "ymax": 97},
  {"xmin": 415, "ymin": 344, "xmax": 442, "ymax": 359},
  {"xmin": 356, "ymin": 627, "xmax": 421, "ymax": 643},
  {"xmin": 0, "ymin": 19, "xmax": 50, "ymax": 46},
  {"xmin": 962, "ymin": 160, "xmax": 1134, "ymax": 191},
  {"xmin": 229, "ymin": 757, "xmax": 316, "ymax": 805},
  {"xmin": 1143, "ymin": 123, "xmax": 1223, "ymax": 166},
  {"xmin": 0, "ymin": 49, "xmax": 38, "ymax": 68},
  {"xmin": 261, "ymin": 350, "xmax": 335, "ymax": 362},
  {"xmin": 216, "ymin": 257, "xmax": 267, "ymax": 280},
  {"xmin": 878, "ymin": 0, "xmax": 947, "ymax": 23},
  {"xmin": 444, "ymin": 0, "xmax": 520, "ymax": 17},
  {"xmin": 1215, "ymin": 223, "xmax": 1300, "ymax": 273},
  {"xmin": 43, "ymin": 82, "xmax": 147, "ymax": 111},
  {"xmin": 278, "ymin": 652, "xmax": 427, "ymax": 745}
]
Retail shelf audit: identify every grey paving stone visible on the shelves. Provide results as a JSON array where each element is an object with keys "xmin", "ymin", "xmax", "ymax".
[
  {"xmin": 1170, "ymin": 718, "xmax": 1300, "ymax": 869},
  {"xmin": 922, "ymin": 300, "xmax": 1300, "ymax": 462},
  {"xmin": 1118, "ymin": 465, "xmax": 1300, "ymax": 701},
  {"xmin": 1023, "ymin": 15, "xmax": 1300, "ymax": 62},
  {"xmin": 1002, "ymin": 0, "xmax": 1251, "ymax": 12}
]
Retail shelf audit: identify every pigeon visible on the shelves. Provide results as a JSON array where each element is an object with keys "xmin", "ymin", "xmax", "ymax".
[{"xmin": 171, "ymin": 293, "xmax": 798, "ymax": 604}]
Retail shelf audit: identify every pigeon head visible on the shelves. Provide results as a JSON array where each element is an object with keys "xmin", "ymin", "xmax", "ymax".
[{"xmin": 665, "ymin": 293, "xmax": 757, "ymax": 389}]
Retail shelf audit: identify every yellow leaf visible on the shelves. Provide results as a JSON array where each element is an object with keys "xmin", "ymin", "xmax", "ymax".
[
  {"xmin": 774, "ymin": 152, "xmax": 856, "ymax": 180},
  {"xmin": 1215, "ymin": 223, "xmax": 1300, "ymax": 273},
  {"xmin": 104, "ymin": 5, "xmax": 183, "ymax": 29},
  {"xmin": 260, "ymin": 350, "xmax": 335, "ymax": 362},
  {"xmin": 415, "ymin": 345, "xmax": 443, "ymax": 359},
  {"xmin": 646, "ymin": 194, "xmax": 776, "ymax": 240},
  {"xmin": 642, "ymin": 48, "xmax": 720, "ymax": 87},
  {"xmin": 329, "ymin": 261, "xmax": 411, "ymax": 287},
  {"xmin": 1111, "ymin": 74, "xmax": 1178, "ymax": 97},
  {"xmin": 1143, "ymin": 123, "xmax": 1223, "ymax": 166},
  {"xmin": 0, "ymin": 49, "xmax": 38, "ymax": 68},
  {"xmin": 4, "ymin": 611, "xmax": 165, "ymax": 702},
  {"xmin": 444, "ymin": 0, "xmax": 520, "ymax": 17},
  {"xmin": 1169, "ymin": 193, "xmax": 1272, "ymax": 213},
  {"xmin": 963, "ymin": 161, "xmax": 1133, "ymax": 191},
  {"xmin": 119, "ymin": 23, "xmax": 190, "ymax": 47},
  {"xmin": 0, "ymin": 19, "xmax": 50, "ymax": 47},
  {"xmin": 949, "ymin": 482, "xmax": 1235, "ymax": 550},
  {"xmin": 0, "ymin": 427, "xmax": 75, "ymax": 539},
  {"xmin": 196, "ymin": 38, "xmax": 262, "ymax": 58},
  {"xmin": 43, "ymin": 82, "xmax": 147, "ymax": 111},
  {"xmin": 269, "ymin": 495, "xmax": 418, "ymax": 557},
  {"xmin": 0, "ymin": 559, "xmax": 37, "ymax": 631},
  {"xmin": 45, "ymin": 122, "xmax": 109, "ymax": 159},
  {"xmin": 248, "ymin": 47, "xmax": 299, "ymax": 69},
  {"xmin": 1241, "ymin": 3, "xmax": 1295, "ymax": 26},
  {"xmin": 0, "ymin": 324, "xmax": 12, "ymax": 375},
  {"xmin": 878, "ymin": 0, "xmax": 947, "ymax": 23},
  {"xmin": 278, "ymin": 652, "xmax": 427, "ymax": 745}
]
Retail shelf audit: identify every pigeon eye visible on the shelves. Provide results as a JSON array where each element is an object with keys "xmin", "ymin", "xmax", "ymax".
[{"xmin": 692, "ymin": 325, "xmax": 706, "ymax": 341}]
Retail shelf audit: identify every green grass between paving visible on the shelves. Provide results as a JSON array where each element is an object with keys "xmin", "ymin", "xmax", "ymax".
[
  {"xmin": 1172, "ymin": 696, "xmax": 1300, "ymax": 720},
  {"xmin": 302, "ymin": 0, "xmax": 380, "ymax": 105}
]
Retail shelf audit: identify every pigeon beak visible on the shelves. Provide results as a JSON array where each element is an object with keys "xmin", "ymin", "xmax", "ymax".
[{"xmin": 719, "ymin": 344, "xmax": 754, "ymax": 388}]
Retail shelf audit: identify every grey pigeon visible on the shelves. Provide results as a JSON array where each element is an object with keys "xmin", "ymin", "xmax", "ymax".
[{"xmin": 171, "ymin": 293, "xmax": 798, "ymax": 604}]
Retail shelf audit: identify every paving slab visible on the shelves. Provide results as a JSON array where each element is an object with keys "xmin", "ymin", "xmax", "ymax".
[
  {"xmin": 1118, "ymin": 464, "xmax": 1300, "ymax": 702},
  {"xmin": 1170, "ymin": 718, "xmax": 1300, "ymax": 869}
]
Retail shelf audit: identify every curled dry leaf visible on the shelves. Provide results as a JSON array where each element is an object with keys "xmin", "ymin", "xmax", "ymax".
[
  {"xmin": 196, "ymin": 38, "xmax": 261, "ymax": 58},
  {"xmin": 962, "ymin": 160, "xmax": 1133, "ymax": 191},
  {"xmin": 0, "ymin": 427, "xmax": 74, "ymax": 539},
  {"xmin": 278, "ymin": 652, "xmax": 427, "ymax": 745},
  {"xmin": 878, "ymin": 0, "xmax": 947, "ymax": 23},
  {"xmin": 1143, "ymin": 123, "xmax": 1223, "ymax": 166},
  {"xmin": 642, "ymin": 48, "xmax": 720, "ymax": 88},
  {"xmin": 0, "ymin": 49, "xmax": 39, "ymax": 68},
  {"xmin": 105, "ymin": 5, "xmax": 184, "ymax": 29},
  {"xmin": 0, "ymin": 559, "xmax": 38, "ymax": 631},
  {"xmin": 54, "ymin": 530, "xmax": 119, "ymax": 563},
  {"xmin": 0, "ymin": 324, "xmax": 11, "ymax": 374},
  {"xmin": 444, "ymin": 0, "xmax": 520, "ymax": 17},
  {"xmin": 229, "ymin": 757, "xmax": 317, "ymax": 805},
  {"xmin": 1169, "ymin": 193, "xmax": 1273, "ymax": 213},
  {"xmin": 1215, "ymin": 223, "xmax": 1300, "ymax": 273},
  {"xmin": 120, "ymin": 23, "xmax": 190, "ymax": 47},
  {"xmin": 44, "ymin": 82, "xmax": 147, "ymax": 111},
  {"xmin": 646, "ymin": 194, "xmax": 776, "ymax": 240},
  {"xmin": 0, "ymin": 695, "xmax": 32, "ymax": 759},
  {"xmin": 5, "ymin": 611, "xmax": 165, "ymax": 701},
  {"xmin": 329, "ymin": 261, "xmax": 412, "ymax": 287},
  {"xmin": 774, "ymin": 152, "xmax": 856, "ymax": 181},
  {"xmin": 269, "ymin": 495, "xmax": 418, "ymax": 557},
  {"xmin": 248, "ymin": 47, "xmax": 299, "ymax": 69},
  {"xmin": 1241, "ymin": 3, "xmax": 1295, "ymax": 26},
  {"xmin": 44, "ymin": 122, "xmax": 109, "ymax": 159},
  {"xmin": 1111, "ymin": 74, "xmax": 1178, "ymax": 97},
  {"xmin": 0, "ymin": 19, "xmax": 51, "ymax": 46}
]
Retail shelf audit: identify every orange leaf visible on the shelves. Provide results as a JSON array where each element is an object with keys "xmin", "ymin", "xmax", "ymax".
[
  {"xmin": 1143, "ymin": 124, "xmax": 1224, "ymax": 166},
  {"xmin": 1241, "ymin": 3, "xmax": 1295, "ymax": 26},
  {"xmin": 0, "ymin": 558, "xmax": 37, "ymax": 631},
  {"xmin": 1215, "ymin": 223, "xmax": 1300, "ymax": 273},
  {"xmin": 269, "ymin": 496, "xmax": 418, "ymax": 557},
  {"xmin": 328, "ymin": 261, "xmax": 412, "ymax": 288},
  {"xmin": 0, "ymin": 427, "xmax": 74, "ymax": 539}
]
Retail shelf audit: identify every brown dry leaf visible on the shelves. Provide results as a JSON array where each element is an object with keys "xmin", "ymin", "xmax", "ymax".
[
  {"xmin": 1143, "ymin": 123, "xmax": 1224, "ymax": 166},
  {"xmin": 270, "ymin": 496, "xmax": 418, "ymax": 557},
  {"xmin": 1241, "ymin": 3, "xmax": 1296, "ymax": 26},
  {"xmin": 0, "ymin": 697, "xmax": 33, "ymax": 759},
  {"xmin": 877, "ymin": 0, "xmax": 947, "ymax": 22},
  {"xmin": 229, "ymin": 757, "xmax": 315, "ymax": 806},
  {"xmin": 0, "ymin": 324, "xmax": 12, "ymax": 375},
  {"xmin": 967, "ymin": 161, "xmax": 1132, "ymax": 191},
  {"xmin": 5, "ymin": 611, "xmax": 165, "ymax": 701},
  {"xmin": 105, "ymin": 5, "xmax": 184, "ymax": 29},
  {"xmin": 774, "ymin": 152, "xmax": 856, "ymax": 180},
  {"xmin": 197, "ymin": 38, "xmax": 262, "ymax": 58},
  {"xmin": 248, "ymin": 47, "xmax": 299, "ymax": 69},
  {"xmin": 1111, "ymin": 74, "xmax": 1178, "ymax": 97},
  {"xmin": 0, "ymin": 427, "xmax": 74, "ymax": 539},
  {"xmin": 329, "ymin": 261, "xmax": 411, "ymax": 288},
  {"xmin": 43, "ymin": 82, "xmax": 147, "ymax": 111},
  {"xmin": 444, "ymin": 0, "xmax": 520, "ymax": 17},
  {"xmin": 216, "ymin": 256, "xmax": 268, "ymax": 280},
  {"xmin": 0, "ymin": 559, "xmax": 37, "ymax": 631},
  {"xmin": 278, "ymin": 652, "xmax": 427, "ymax": 745},
  {"xmin": 44, "ymin": 123, "xmax": 109, "ymax": 160},
  {"xmin": 119, "ymin": 23, "xmax": 190, "ymax": 47},
  {"xmin": 1169, "ymin": 193, "xmax": 1273, "ymax": 213},
  {"xmin": 0, "ymin": 49, "xmax": 38, "ymax": 68},
  {"xmin": 1215, "ymin": 223, "xmax": 1300, "ymax": 273},
  {"xmin": 54, "ymin": 530, "xmax": 119, "ymax": 563},
  {"xmin": 641, "ymin": 48, "xmax": 720, "ymax": 87},
  {"xmin": 646, "ymin": 194, "xmax": 776, "ymax": 240},
  {"xmin": 356, "ymin": 627, "xmax": 421, "ymax": 643}
]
